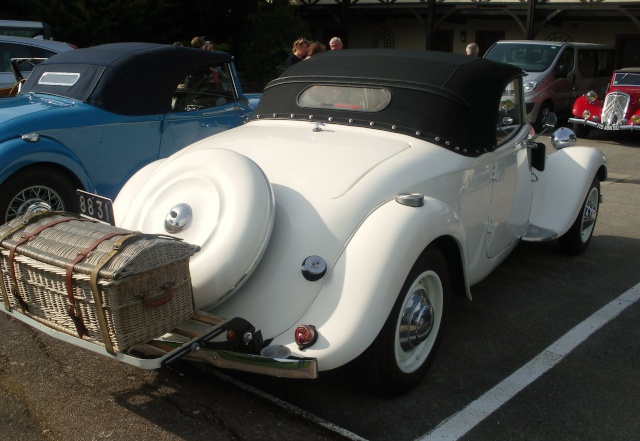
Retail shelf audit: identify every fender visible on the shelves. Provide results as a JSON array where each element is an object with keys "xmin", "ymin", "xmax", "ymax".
[
  {"xmin": 0, "ymin": 135, "xmax": 93, "ymax": 192},
  {"xmin": 270, "ymin": 196, "xmax": 467, "ymax": 371},
  {"xmin": 529, "ymin": 146, "xmax": 607, "ymax": 237},
  {"xmin": 571, "ymin": 95, "xmax": 600, "ymax": 117}
]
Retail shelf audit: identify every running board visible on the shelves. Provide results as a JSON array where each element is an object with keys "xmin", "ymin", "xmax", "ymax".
[{"xmin": 522, "ymin": 224, "xmax": 558, "ymax": 242}]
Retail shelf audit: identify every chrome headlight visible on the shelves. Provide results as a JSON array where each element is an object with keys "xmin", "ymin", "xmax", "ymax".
[
  {"xmin": 586, "ymin": 90, "xmax": 597, "ymax": 103},
  {"xmin": 582, "ymin": 110, "xmax": 592, "ymax": 120},
  {"xmin": 551, "ymin": 127, "xmax": 577, "ymax": 150},
  {"xmin": 523, "ymin": 81, "xmax": 538, "ymax": 93},
  {"xmin": 632, "ymin": 115, "xmax": 640, "ymax": 124}
]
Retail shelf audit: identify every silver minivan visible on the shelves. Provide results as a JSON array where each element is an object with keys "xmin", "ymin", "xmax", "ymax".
[
  {"xmin": 0, "ymin": 35, "xmax": 75, "ymax": 87},
  {"xmin": 0, "ymin": 20, "xmax": 52, "ymax": 39},
  {"xmin": 484, "ymin": 40, "xmax": 614, "ymax": 128}
]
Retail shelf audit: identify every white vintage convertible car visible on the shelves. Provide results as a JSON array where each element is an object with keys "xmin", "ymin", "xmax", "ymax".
[{"xmin": 1, "ymin": 50, "xmax": 607, "ymax": 396}]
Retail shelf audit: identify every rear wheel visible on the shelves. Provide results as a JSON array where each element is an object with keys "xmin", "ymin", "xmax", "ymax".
[
  {"xmin": 356, "ymin": 246, "xmax": 450, "ymax": 396},
  {"xmin": 0, "ymin": 167, "xmax": 78, "ymax": 223},
  {"xmin": 535, "ymin": 102, "xmax": 553, "ymax": 132},
  {"xmin": 558, "ymin": 176, "xmax": 600, "ymax": 255},
  {"xmin": 572, "ymin": 122, "xmax": 591, "ymax": 139}
]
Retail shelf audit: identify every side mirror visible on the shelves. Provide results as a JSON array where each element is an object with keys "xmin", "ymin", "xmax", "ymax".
[{"xmin": 551, "ymin": 127, "xmax": 577, "ymax": 150}]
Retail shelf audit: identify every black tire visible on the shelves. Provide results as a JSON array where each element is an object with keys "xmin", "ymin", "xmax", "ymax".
[
  {"xmin": 355, "ymin": 245, "xmax": 450, "ymax": 396},
  {"xmin": 572, "ymin": 122, "xmax": 591, "ymax": 139},
  {"xmin": 0, "ymin": 167, "xmax": 79, "ymax": 223},
  {"xmin": 535, "ymin": 102, "xmax": 553, "ymax": 132},
  {"xmin": 558, "ymin": 176, "xmax": 600, "ymax": 255}
]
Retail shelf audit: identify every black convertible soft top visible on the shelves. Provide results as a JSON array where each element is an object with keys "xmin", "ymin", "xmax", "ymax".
[
  {"xmin": 20, "ymin": 42, "xmax": 233, "ymax": 115},
  {"xmin": 254, "ymin": 49, "xmax": 523, "ymax": 155}
]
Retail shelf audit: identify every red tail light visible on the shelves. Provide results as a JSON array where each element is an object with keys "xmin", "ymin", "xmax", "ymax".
[{"xmin": 294, "ymin": 324, "xmax": 318, "ymax": 350}]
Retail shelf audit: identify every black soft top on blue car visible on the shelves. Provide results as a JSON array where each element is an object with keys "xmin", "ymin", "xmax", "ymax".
[
  {"xmin": 253, "ymin": 49, "xmax": 523, "ymax": 156},
  {"xmin": 19, "ymin": 42, "xmax": 233, "ymax": 116}
]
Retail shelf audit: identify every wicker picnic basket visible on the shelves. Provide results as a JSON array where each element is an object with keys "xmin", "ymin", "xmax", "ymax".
[{"xmin": 0, "ymin": 212, "xmax": 200, "ymax": 353}]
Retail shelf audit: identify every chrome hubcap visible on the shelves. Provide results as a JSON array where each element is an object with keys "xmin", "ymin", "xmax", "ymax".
[
  {"xmin": 394, "ymin": 269, "xmax": 443, "ymax": 374},
  {"xmin": 399, "ymin": 288, "xmax": 434, "ymax": 351},
  {"xmin": 580, "ymin": 187, "xmax": 599, "ymax": 242}
]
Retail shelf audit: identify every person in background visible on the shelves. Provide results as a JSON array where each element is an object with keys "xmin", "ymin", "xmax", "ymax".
[
  {"xmin": 286, "ymin": 37, "xmax": 310, "ymax": 67},
  {"xmin": 329, "ymin": 37, "xmax": 343, "ymax": 50},
  {"xmin": 305, "ymin": 41, "xmax": 326, "ymax": 59},
  {"xmin": 191, "ymin": 36, "xmax": 206, "ymax": 48},
  {"xmin": 203, "ymin": 40, "xmax": 215, "ymax": 51},
  {"xmin": 466, "ymin": 42, "xmax": 480, "ymax": 57}
]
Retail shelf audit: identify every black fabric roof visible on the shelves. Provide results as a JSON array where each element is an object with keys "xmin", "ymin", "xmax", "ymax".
[
  {"xmin": 19, "ymin": 42, "xmax": 233, "ymax": 115},
  {"xmin": 254, "ymin": 49, "xmax": 524, "ymax": 155}
]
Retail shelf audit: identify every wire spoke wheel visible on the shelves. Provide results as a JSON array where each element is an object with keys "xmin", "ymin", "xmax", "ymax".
[
  {"xmin": 0, "ymin": 168, "xmax": 78, "ymax": 223},
  {"xmin": 7, "ymin": 185, "xmax": 65, "ymax": 220}
]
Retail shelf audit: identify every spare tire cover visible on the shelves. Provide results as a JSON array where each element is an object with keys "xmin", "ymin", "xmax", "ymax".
[{"xmin": 115, "ymin": 148, "xmax": 274, "ymax": 309}]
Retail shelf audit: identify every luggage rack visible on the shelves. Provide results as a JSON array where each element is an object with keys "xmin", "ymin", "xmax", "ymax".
[{"xmin": 2, "ymin": 306, "xmax": 318, "ymax": 379}]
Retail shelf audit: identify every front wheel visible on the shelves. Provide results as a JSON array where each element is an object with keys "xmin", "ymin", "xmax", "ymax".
[
  {"xmin": 558, "ymin": 176, "xmax": 600, "ymax": 255},
  {"xmin": 572, "ymin": 122, "xmax": 591, "ymax": 139},
  {"xmin": 535, "ymin": 102, "xmax": 553, "ymax": 132},
  {"xmin": 0, "ymin": 167, "xmax": 79, "ymax": 223},
  {"xmin": 356, "ymin": 246, "xmax": 450, "ymax": 396}
]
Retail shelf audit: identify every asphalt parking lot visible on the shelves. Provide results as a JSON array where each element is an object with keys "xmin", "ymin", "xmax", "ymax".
[{"xmin": 1, "ymin": 129, "xmax": 638, "ymax": 441}]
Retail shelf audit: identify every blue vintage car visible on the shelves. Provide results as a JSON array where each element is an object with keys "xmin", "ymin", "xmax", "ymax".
[{"xmin": 0, "ymin": 42, "xmax": 258, "ymax": 222}]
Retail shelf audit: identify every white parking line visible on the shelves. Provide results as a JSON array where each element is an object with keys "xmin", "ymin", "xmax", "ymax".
[
  {"xmin": 418, "ymin": 282, "xmax": 640, "ymax": 441},
  {"xmin": 208, "ymin": 367, "xmax": 369, "ymax": 441}
]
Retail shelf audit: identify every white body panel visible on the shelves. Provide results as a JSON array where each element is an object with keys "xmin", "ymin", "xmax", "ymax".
[
  {"xmin": 114, "ymin": 119, "xmax": 606, "ymax": 371},
  {"xmin": 529, "ymin": 146, "xmax": 607, "ymax": 236}
]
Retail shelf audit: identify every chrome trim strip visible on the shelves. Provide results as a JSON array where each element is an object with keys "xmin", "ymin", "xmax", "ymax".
[{"xmin": 184, "ymin": 349, "xmax": 318, "ymax": 379}]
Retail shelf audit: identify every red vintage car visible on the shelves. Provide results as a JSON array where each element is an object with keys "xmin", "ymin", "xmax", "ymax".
[{"xmin": 569, "ymin": 67, "xmax": 640, "ymax": 138}]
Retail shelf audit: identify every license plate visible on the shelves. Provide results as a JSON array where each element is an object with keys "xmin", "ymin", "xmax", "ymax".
[
  {"xmin": 596, "ymin": 123, "xmax": 620, "ymax": 130},
  {"xmin": 77, "ymin": 190, "xmax": 115, "ymax": 225}
]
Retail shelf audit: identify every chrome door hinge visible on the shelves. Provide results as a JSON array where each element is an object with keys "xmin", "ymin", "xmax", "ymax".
[
  {"xmin": 491, "ymin": 163, "xmax": 499, "ymax": 181},
  {"xmin": 487, "ymin": 217, "xmax": 496, "ymax": 234}
]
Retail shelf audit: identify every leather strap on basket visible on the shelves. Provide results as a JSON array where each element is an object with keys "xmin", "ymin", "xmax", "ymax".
[
  {"xmin": 7, "ymin": 216, "xmax": 85, "ymax": 313},
  {"xmin": 65, "ymin": 232, "xmax": 129, "ymax": 338},
  {"xmin": 89, "ymin": 232, "xmax": 141, "ymax": 354},
  {"xmin": 0, "ymin": 211, "xmax": 71, "ymax": 312}
]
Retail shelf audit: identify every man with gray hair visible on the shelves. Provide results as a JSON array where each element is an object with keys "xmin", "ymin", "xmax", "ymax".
[
  {"xmin": 466, "ymin": 42, "xmax": 479, "ymax": 57},
  {"xmin": 329, "ymin": 37, "xmax": 343, "ymax": 50}
]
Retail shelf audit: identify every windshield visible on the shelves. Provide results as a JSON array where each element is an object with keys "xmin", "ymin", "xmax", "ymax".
[
  {"xmin": 613, "ymin": 72, "xmax": 640, "ymax": 87},
  {"xmin": 484, "ymin": 43, "xmax": 562, "ymax": 73}
]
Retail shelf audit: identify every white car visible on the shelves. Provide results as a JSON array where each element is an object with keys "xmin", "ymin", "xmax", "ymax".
[{"xmin": 3, "ymin": 50, "xmax": 607, "ymax": 396}]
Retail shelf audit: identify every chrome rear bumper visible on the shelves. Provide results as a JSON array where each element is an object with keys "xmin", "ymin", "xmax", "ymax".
[{"xmin": 1, "ymin": 306, "xmax": 318, "ymax": 379}]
